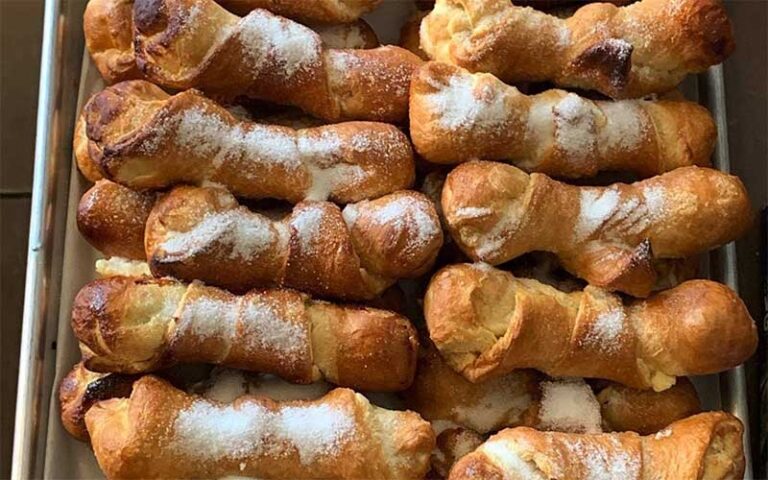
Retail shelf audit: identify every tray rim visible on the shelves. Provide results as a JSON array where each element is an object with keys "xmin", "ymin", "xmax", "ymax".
[{"xmin": 10, "ymin": 1, "xmax": 756, "ymax": 478}]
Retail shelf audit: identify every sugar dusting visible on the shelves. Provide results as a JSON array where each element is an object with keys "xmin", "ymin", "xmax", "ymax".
[
  {"xmin": 563, "ymin": 436, "xmax": 641, "ymax": 480},
  {"xmin": 238, "ymin": 10, "xmax": 321, "ymax": 77},
  {"xmin": 554, "ymin": 94, "xmax": 596, "ymax": 161},
  {"xmin": 367, "ymin": 196, "xmax": 440, "ymax": 255},
  {"xmin": 178, "ymin": 295, "xmax": 238, "ymax": 341},
  {"xmin": 239, "ymin": 297, "xmax": 308, "ymax": 363},
  {"xmin": 581, "ymin": 308, "xmax": 627, "ymax": 354},
  {"xmin": 425, "ymin": 73, "xmax": 507, "ymax": 130},
  {"xmin": 175, "ymin": 107, "xmax": 301, "ymax": 171},
  {"xmin": 450, "ymin": 374, "xmax": 533, "ymax": 433},
  {"xmin": 598, "ymin": 101, "xmax": 646, "ymax": 153},
  {"xmin": 172, "ymin": 400, "xmax": 355, "ymax": 464},
  {"xmin": 575, "ymin": 188, "xmax": 620, "ymax": 241},
  {"xmin": 538, "ymin": 379, "xmax": 602, "ymax": 433},
  {"xmin": 290, "ymin": 204, "xmax": 327, "ymax": 253},
  {"xmin": 160, "ymin": 209, "xmax": 277, "ymax": 261}
]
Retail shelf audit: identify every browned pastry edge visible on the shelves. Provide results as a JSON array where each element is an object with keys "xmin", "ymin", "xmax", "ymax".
[
  {"xmin": 448, "ymin": 411, "xmax": 745, "ymax": 479},
  {"xmin": 424, "ymin": 263, "xmax": 757, "ymax": 389},
  {"xmin": 85, "ymin": 376, "xmax": 435, "ymax": 479},
  {"xmin": 82, "ymin": 80, "xmax": 415, "ymax": 204},
  {"xmin": 72, "ymin": 276, "xmax": 420, "ymax": 391}
]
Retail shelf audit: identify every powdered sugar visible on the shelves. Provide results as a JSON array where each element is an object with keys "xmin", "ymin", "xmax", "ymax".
[
  {"xmin": 239, "ymin": 297, "xmax": 308, "ymax": 363},
  {"xmin": 576, "ymin": 188, "xmax": 620, "ymax": 241},
  {"xmin": 172, "ymin": 400, "xmax": 355, "ymax": 464},
  {"xmin": 564, "ymin": 437, "xmax": 641, "ymax": 480},
  {"xmin": 367, "ymin": 196, "xmax": 440, "ymax": 255},
  {"xmin": 598, "ymin": 101, "xmax": 646, "ymax": 153},
  {"xmin": 554, "ymin": 94, "xmax": 596, "ymax": 161},
  {"xmin": 481, "ymin": 440, "xmax": 546, "ymax": 479},
  {"xmin": 425, "ymin": 73, "xmax": 508, "ymax": 130},
  {"xmin": 238, "ymin": 10, "xmax": 321, "ymax": 77},
  {"xmin": 178, "ymin": 295, "xmax": 238, "ymax": 341},
  {"xmin": 290, "ymin": 205, "xmax": 327, "ymax": 252},
  {"xmin": 160, "ymin": 209, "xmax": 277, "ymax": 261},
  {"xmin": 581, "ymin": 308, "xmax": 627, "ymax": 354},
  {"xmin": 175, "ymin": 107, "xmax": 301, "ymax": 171},
  {"xmin": 642, "ymin": 185, "xmax": 666, "ymax": 218},
  {"xmin": 450, "ymin": 374, "xmax": 533, "ymax": 433},
  {"xmin": 537, "ymin": 379, "xmax": 602, "ymax": 434}
]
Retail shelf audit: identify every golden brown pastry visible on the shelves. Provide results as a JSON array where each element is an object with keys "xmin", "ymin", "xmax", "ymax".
[
  {"xmin": 424, "ymin": 264, "xmax": 757, "ymax": 390},
  {"xmin": 448, "ymin": 412, "xmax": 745, "ymax": 480},
  {"xmin": 84, "ymin": 0, "xmax": 381, "ymax": 84},
  {"xmin": 59, "ymin": 362, "xmax": 332, "ymax": 442},
  {"xmin": 86, "ymin": 376, "xmax": 435, "ymax": 479},
  {"xmin": 216, "ymin": 0, "xmax": 382, "ymax": 23},
  {"xmin": 145, "ymin": 185, "xmax": 443, "ymax": 299},
  {"xmin": 83, "ymin": 0, "xmax": 142, "ymax": 84},
  {"xmin": 77, "ymin": 180, "xmax": 157, "ymax": 260},
  {"xmin": 80, "ymin": 81, "xmax": 415, "ymax": 203},
  {"xmin": 421, "ymin": 0, "xmax": 735, "ymax": 99},
  {"xmin": 410, "ymin": 62, "xmax": 716, "ymax": 177},
  {"xmin": 131, "ymin": 0, "xmax": 423, "ymax": 121},
  {"xmin": 442, "ymin": 162, "xmax": 752, "ymax": 297},
  {"xmin": 72, "ymin": 275, "xmax": 420, "ymax": 391},
  {"xmin": 59, "ymin": 362, "xmax": 138, "ymax": 441},
  {"xmin": 598, "ymin": 378, "xmax": 702, "ymax": 435},
  {"xmin": 404, "ymin": 345, "xmax": 541, "ymax": 435}
]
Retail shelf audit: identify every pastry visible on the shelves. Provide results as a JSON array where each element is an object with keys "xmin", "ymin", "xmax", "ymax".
[
  {"xmin": 80, "ymin": 81, "xmax": 415, "ymax": 203},
  {"xmin": 133, "ymin": 0, "xmax": 423, "ymax": 121},
  {"xmin": 72, "ymin": 276, "xmax": 419, "ymax": 391},
  {"xmin": 421, "ymin": 0, "xmax": 735, "ymax": 98},
  {"xmin": 59, "ymin": 362, "xmax": 331, "ymax": 441},
  {"xmin": 448, "ymin": 411, "xmax": 744, "ymax": 479},
  {"xmin": 424, "ymin": 264, "xmax": 757, "ymax": 389},
  {"xmin": 77, "ymin": 180, "xmax": 157, "ymax": 260},
  {"xmin": 597, "ymin": 378, "xmax": 702, "ymax": 435},
  {"xmin": 83, "ymin": 0, "xmax": 380, "ymax": 84},
  {"xmin": 442, "ymin": 162, "xmax": 752, "ymax": 296},
  {"xmin": 145, "ymin": 185, "xmax": 442, "ymax": 299},
  {"xmin": 86, "ymin": 376, "xmax": 434, "ymax": 479},
  {"xmin": 410, "ymin": 62, "xmax": 716, "ymax": 177}
]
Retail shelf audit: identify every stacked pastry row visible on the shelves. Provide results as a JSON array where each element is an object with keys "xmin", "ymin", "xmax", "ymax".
[{"xmin": 63, "ymin": 0, "xmax": 756, "ymax": 479}]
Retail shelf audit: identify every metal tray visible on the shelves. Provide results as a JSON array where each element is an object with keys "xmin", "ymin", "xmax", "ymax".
[{"xmin": 11, "ymin": 0, "xmax": 756, "ymax": 478}]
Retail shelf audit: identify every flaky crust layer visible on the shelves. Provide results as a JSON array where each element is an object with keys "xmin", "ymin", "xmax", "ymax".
[
  {"xmin": 86, "ymin": 377, "xmax": 434, "ymax": 479},
  {"xmin": 410, "ymin": 62, "xmax": 716, "ymax": 177},
  {"xmin": 421, "ymin": 0, "xmax": 735, "ymax": 98},
  {"xmin": 442, "ymin": 162, "xmax": 752, "ymax": 296},
  {"xmin": 133, "ymin": 0, "xmax": 422, "ymax": 121},
  {"xmin": 72, "ymin": 276, "xmax": 419, "ymax": 391},
  {"xmin": 82, "ymin": 81, "xmax": 415, "ymax": 203},
  {"xmin": 424, "ymin": 264, "xmax": 757, "ymax": 389},
  {"xmin": 145, "ymin": 185, "xmax": 442, "ymax": 299},
  {"xmin": 449, "ymin": 412, "xmax": 745, "ymax": 480}
]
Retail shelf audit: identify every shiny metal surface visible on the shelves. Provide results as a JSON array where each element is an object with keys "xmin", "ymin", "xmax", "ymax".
[{"xmin": 11, "ymin": 0, "xmax": 84, "ymax": 478}]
